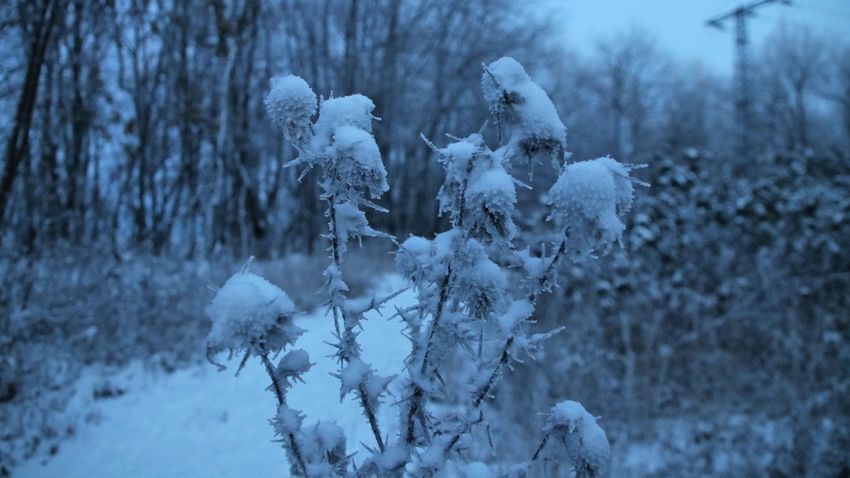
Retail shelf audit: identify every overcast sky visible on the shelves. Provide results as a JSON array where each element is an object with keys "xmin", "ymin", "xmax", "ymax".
[{"xmin": 555, "ymin": 0, "xmax": 850, "ymax": 75}]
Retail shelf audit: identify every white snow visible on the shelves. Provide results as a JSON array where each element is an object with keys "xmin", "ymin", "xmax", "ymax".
[
  {"xmin": 333, "ymin": 126, "xmax": 382, "ymax": 171},
  {"xmin": 331, "ymin": 126, "xmax": 389, "ymax": 198},
  {"xmin": 14, "ymin": 275, "xmax": 414, "ymax": 478},
  {"xmin": 338, "ymin": 358, "xmax": 371, "ymax": 399},
  {"xmin": 333, "ymin": 201, "xmax": 386, "ymax": 253},
  {"xmin": 497, "ymin": 299, "xmax": 533, "ymax": 334}
]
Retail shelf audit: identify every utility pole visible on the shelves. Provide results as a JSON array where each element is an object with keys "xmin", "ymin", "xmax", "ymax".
[{"xmin": 706, "ymin": 0, "xmax": 791, "ymax": 158}]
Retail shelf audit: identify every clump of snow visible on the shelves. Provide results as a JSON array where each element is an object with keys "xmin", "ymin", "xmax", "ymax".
[
  {"xmin": 265, "ymin": 75, "xmax": 317, "ymax": 145},
  {"xmin": 396, "ymin": 235, "xmax": 433, "ymax": 285},
  {"xmin": 274, "ymin": 405, "xmax": 305, "ymax": 435},
  {"xmin": 482, "ymin": 57, "xmax": 566, "ymax": 166},
  {"xmin": 464, "ymin": 165, "xmax": 517, "ymax": 243},
  {"xmin": 299, "ymin": 421, "xmax": 349, "ymax": 476},
  {"xmin": 312, "ymin": 94, "xmax": 376, "ymax": 149},
  {"xmin": 322, "ymin": 264, "xmax": 349, "ymax": 296},
  {"xmin": 207, "ymin": 272, "xmax": 302, "ymax": 356},
  {"xmin": 547, "ymin": 156, "xmax": 637, "ymax": 256},
  {"xmin": 337, "ymin": 358, "xmax": 394, "ymax": 406},
  {"xmin": 275, "ymin": 349, "xmax": 313, "ymax": 389},
  {"xmin": 542, "ymin": 400, "xmax": 611, "ymax": 478}
]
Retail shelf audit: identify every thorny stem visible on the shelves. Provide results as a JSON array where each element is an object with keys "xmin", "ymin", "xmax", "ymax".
[
  {"xmin": 261, "ymin": 353, "xmax": 308, "ymax": 476},
  {"xmin": 402, "ymin": 149, "xmax": 474, "ymax": 446},
  {"xmin": 447, "ymin": 237, "xmax": 568, "ymax": 455},
  {"xmin": 262, "ymin": 353, "xmax": 285, "ymax": 405},
  {"xmin": 472, "ymin": 336, "xmax": 513, "ymax": 408},
  {"xmin": 419, "ymin": 265, "xmax": 453, "ymax": 375},
  {"xmin": 530, "ymin": 432, "xmax": 550, "ymax": 462},
  {"xmin": 328, "ymin": 196, "xmax": 386, "ymax": 453},
  {"xmin": 358, "ymin": 383, "xmax": 386, "ymax": 451}
]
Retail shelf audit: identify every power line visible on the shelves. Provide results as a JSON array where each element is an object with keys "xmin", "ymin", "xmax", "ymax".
[{"xmin": 705, "ymin": 0, "xmax": 792, "ymax": 158}]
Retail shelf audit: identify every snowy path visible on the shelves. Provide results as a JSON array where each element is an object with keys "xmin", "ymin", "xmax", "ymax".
[{"xmin": 15, "ymin": 275, "xmax": 413, "ymax": 478}]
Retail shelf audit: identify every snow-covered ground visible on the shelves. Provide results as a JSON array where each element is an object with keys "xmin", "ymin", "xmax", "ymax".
[{"xmin": 14, "ymin": 275, "xmax": 413, "ymax": 478}]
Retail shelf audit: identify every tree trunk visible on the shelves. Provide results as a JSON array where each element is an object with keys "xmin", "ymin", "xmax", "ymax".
[{"xmin": 0, "ymin": 0, "xmax": 63, "ymax": 230}]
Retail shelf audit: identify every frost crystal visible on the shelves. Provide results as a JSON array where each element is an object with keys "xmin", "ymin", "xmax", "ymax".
[{"xmin": 207, "ymin": 272, "xmax": 301, "ymax": 356}]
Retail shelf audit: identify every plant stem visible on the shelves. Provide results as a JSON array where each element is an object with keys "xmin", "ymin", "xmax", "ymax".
[
  {"xmin": 328, "ymin": 197, "xmax": 386, "ymax": 453},
  {"xmin": 261, "ymin": 353, "xmax": 308, "ymax": 476},
  {"xmin": 446, "ymin": 238, "xmax": 568, "ymax": 454}
]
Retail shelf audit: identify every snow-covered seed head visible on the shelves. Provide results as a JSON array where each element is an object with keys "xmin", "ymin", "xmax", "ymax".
[
  {"xmin": 547, "ymin": 156, "xmax": 637, "ymax": 256},
  {"xmin": 330, "ymin": 126, "xmax": 389, "ymax": 199},
  {"xmin": 433, "ymin": 134, "xmax": 517, "ymax": 243},
  {"xmin": 314, "ymin": 94, "xmax": 376, "ymax": 140},
  {"xmin": 452, "ymin": 239, "xmax": 508, "ymax": 319},
  {"xmin": 542, "ymin": 400, "xmax": 611, "ymax": 478},
  {"xmin": 300, "ymin": 421, "xmax": 349, "ymax": 476},
  {"xmin": 482, "ymin": 57, "xmax": 567, "ymax": 166},
  {"xmin": 275, "ymin": 349, "xmax": 313, "ymax": 389},
  {"xmin": 206, "ymin": 272, "xmax": 303, "ymax": 356},
  {"xmin": 266, "ymin": 75, "xmax": 317, "ymax": 146},
  {"xmin": 463, "ymin": 160, "xmax": 517, "ymax": 244},
  {"xmin": 395, "ymin": 235, "xmax": 433, "ymax": 285}
]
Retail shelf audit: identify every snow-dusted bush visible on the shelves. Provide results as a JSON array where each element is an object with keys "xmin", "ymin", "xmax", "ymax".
[{"xmin": 207, "ymin": 59, "xmax": 642, "ymax": 477}]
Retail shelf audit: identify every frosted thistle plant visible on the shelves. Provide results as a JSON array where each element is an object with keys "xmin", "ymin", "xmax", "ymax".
[
  {"xmin": 212, "ymin": 60, "xmax": 641, "ymax": 478},
  {"xmin": 391, "ymin": 57, "xmax": 642, "ymax": 477},
  {"xmin": 206, "ymin": 263, "xmax": 348, "ymax": 477},
  {"xmin": 547, "ymin": 156, "xmax": 644, "ymax": 257},
  {"xmin": 265, "ymin": 75, "xmax": 317, "ymax": 145},
  {"xmin": 266, "ymin": 75, "xmax": 395, "ymax": 465}
]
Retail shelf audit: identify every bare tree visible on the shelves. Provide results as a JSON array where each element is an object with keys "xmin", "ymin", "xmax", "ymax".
[
  {"xmin": 592, "ymin": 28, "xmax": 668, "ymax": 161},
  {"xmin": 760, "ymin": 24, "xmax": 829, "ymax": 150}
]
